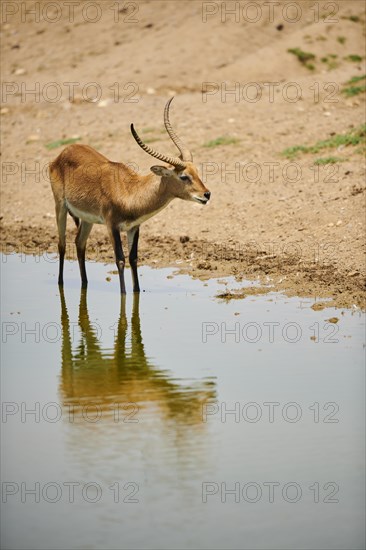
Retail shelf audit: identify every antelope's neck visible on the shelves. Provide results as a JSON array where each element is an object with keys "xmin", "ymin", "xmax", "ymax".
[
  {"xmin": 119, "ymin": 175, "xmax": 174, "ymax": 230},
  {"xmin": 143, "ymin": 175, "xmax": 174, "ymax": 213}
]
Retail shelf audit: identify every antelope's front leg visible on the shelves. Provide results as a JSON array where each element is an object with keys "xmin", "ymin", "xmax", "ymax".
[
  {"xmin": 108, "ymin": 226, "xmax": 126, "ymax": 294},
  {"xmin": 127, "ymin": 227, "xmax": 140, "ymax": 293}
]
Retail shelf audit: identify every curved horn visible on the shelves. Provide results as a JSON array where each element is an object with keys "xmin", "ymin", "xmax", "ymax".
[
  {"xmin": 130, "ymin": 124, "xmax": 186, "ymax": 170},
  {"xmin": 164, "ymin": 97, "xmax": 193, "ymax": 162}
]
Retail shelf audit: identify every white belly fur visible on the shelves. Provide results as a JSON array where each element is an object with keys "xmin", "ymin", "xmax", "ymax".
[
  {"xmin": 66, "ymin": 201, "xmax": 104, "ymax": 224},
  {"xmin": 66, "ymin": 200, "xmax": 171, "ymax": 230}
]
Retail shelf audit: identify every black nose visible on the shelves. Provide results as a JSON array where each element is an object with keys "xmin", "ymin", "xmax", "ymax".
[{"xmin": 204, "ymin": 191, "xmax": 211, "ymax": 200}]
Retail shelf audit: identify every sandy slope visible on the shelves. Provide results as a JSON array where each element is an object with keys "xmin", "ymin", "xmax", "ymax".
[{"xmin": 1, "ymin": 0, "xmax": 365, "ymax": 307}]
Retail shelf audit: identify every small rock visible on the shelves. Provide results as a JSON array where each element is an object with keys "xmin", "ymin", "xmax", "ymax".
[
  {"xmin": 106, "ymin": 276, "xmax": 111, "ymax": 282},
  {"xmin": 336, "ymin": 220, "xmax": 342, "ymax": 226},
  {"xmin": 180, "ymin": 235, "xmax": 190, "ymax": 243},
  {"xmin": 146, "ymin": 87, "xmax": 155, "ymax": 95},
  {"xmin": 26, "ymin": 134, "xmax": 40, "ymax": 143},
  {"xmin": 347, "ymin": 270, "xmax": 360, "ymax": 277},
  {"xmin": 197, "ymin": 261, "xmax": 212, "ymax": 270},
  {"xmin": 97, "ymin": 99, "xmax": 111, "ymax": 108},
  {"xmin": 327, "ymin": 317, "xmax": 339, "ymax": 324},
  {"xmin": 14, "ymin": 68, "xmax": 26, "ymax": 76},
  {"xmin": 311, "ymin": 303, "xmax": 326, "ymax": 311}
]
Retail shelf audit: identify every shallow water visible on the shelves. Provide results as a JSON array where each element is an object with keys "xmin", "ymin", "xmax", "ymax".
[{"xmin": 1, "ymin": 254, "xmax": 365, "ymax": 550}]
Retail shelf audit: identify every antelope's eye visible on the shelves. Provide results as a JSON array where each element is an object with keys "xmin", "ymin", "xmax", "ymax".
[{"xmin": 179, "ymin": 174, "xmax": 190, "ymax": 182}]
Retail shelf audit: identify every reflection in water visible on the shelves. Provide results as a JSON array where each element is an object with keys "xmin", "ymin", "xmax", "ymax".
[{"xmin": 59, "ymin": 289, "xmax": 216, "ymax": 425}]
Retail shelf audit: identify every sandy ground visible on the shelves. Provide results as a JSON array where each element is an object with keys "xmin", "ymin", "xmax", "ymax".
[{"xmin": 1, "ymin": 0, "xmax": 365, "ymax": 308}]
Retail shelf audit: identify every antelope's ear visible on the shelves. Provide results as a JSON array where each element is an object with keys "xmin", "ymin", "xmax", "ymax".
[{"xmin": 150, "ymin": 165, "xmax": 172, "ymax": 177}]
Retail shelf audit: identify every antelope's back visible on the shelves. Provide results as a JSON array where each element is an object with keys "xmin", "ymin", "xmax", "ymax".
[
  {"xmin": 49, "ymin": 144, "xmax": 141, "ymax": 208},
  {"xmin": 49, "ymin": 144, "xmax": 114, "ymax": 199}
]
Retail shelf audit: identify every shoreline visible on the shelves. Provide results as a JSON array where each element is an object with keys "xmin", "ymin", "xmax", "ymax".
[{"xmin": 1, "ymin": 222, "xmax": 364, "ymax": 310}]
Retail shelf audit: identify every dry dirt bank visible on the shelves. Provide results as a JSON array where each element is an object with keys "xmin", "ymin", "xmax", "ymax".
[{"xmin": 1, "ymin": 0, "xmax": 365, "ymax": 307}]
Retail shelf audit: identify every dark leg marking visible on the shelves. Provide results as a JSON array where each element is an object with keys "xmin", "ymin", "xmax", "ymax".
[
  {"xmin": 75, "ymin": 221, "xmax": 93, "ymax": 288},
  {"xmin": 128, "ymin": 227, "xmax": 140, "ymax": 293},
  {"xmin": 56, "ymin": 202, "xmax": 67, "ymax": 287},
  {"xmin": 109, "ymin": 226, "xmax": 126, "ymax": 294},
  {"xmin": 58, "ymin": 243, "xmax": 65, "ymax": 286}
]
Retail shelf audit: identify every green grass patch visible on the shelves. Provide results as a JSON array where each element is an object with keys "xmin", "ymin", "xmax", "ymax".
[
  {"xmin": 321, "ymin": 55, "xmax": 339, "ymax": 70},
  {"xmin": 287, "ymin": 47, "xmax": 316, "ymax": 70},
  {"xmin": 337, "ymin": 36, "xmax": 346, "ymax": 44},
  {"xmin": 342, "ymin": 75, "xmax": 366, "ymax": 96},
  {"xmin": 345, "ymin": 54, "xmax": 363, "ymax": 62},
  {"xmin": 341, "ymin": 15, "xmax": 361, "ymax": 23},
  {"xmin": 314, "ymin": 157, "xmax": 344, "ymax": 165},
  {"xmin": 282, "ymin": 125, "xmax": 366, "ymax": 159},
  {"xmin": 346, "ymin": 75, "xmax": 366, "ymax": 84},
  {"xmin": 203, "ymin": 136, "xmax": 240, "ymax": 148},
  {"xmin": 281, "ymin": 145, "xmax": 308, "ymax": 158},
  {"xmin": 342, "ymin": 85, "xmax": 366, "ymax": 97},
  {"xmin": 143, "ymin": 137, "xmax": 161, "ymax": 144},
  {"xmin": 141, "ymin": 127, "xmax": 156, "ymax": 134},
  {"xmin": 45, "ymin": 137, "xmax": 81, "ymax": 150}
]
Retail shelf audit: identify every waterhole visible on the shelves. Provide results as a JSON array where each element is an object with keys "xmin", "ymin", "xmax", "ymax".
[{"xmin": 1, "ymin": 254, "xmax": 364, "ymax": 549}]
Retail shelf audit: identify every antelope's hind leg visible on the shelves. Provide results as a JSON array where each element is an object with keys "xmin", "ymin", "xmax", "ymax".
[
  {"xmin": 75, "ymin": 221, "xmax": 93, "ymax": 288},
  {"xmin": 55, "ymin": 201, "xmax": 68, "ymax": 286}
]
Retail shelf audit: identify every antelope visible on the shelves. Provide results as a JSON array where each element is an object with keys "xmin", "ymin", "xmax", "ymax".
[{"xmin": 49, "ymin": 97, "xmax": 211, "ymax": 293}]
